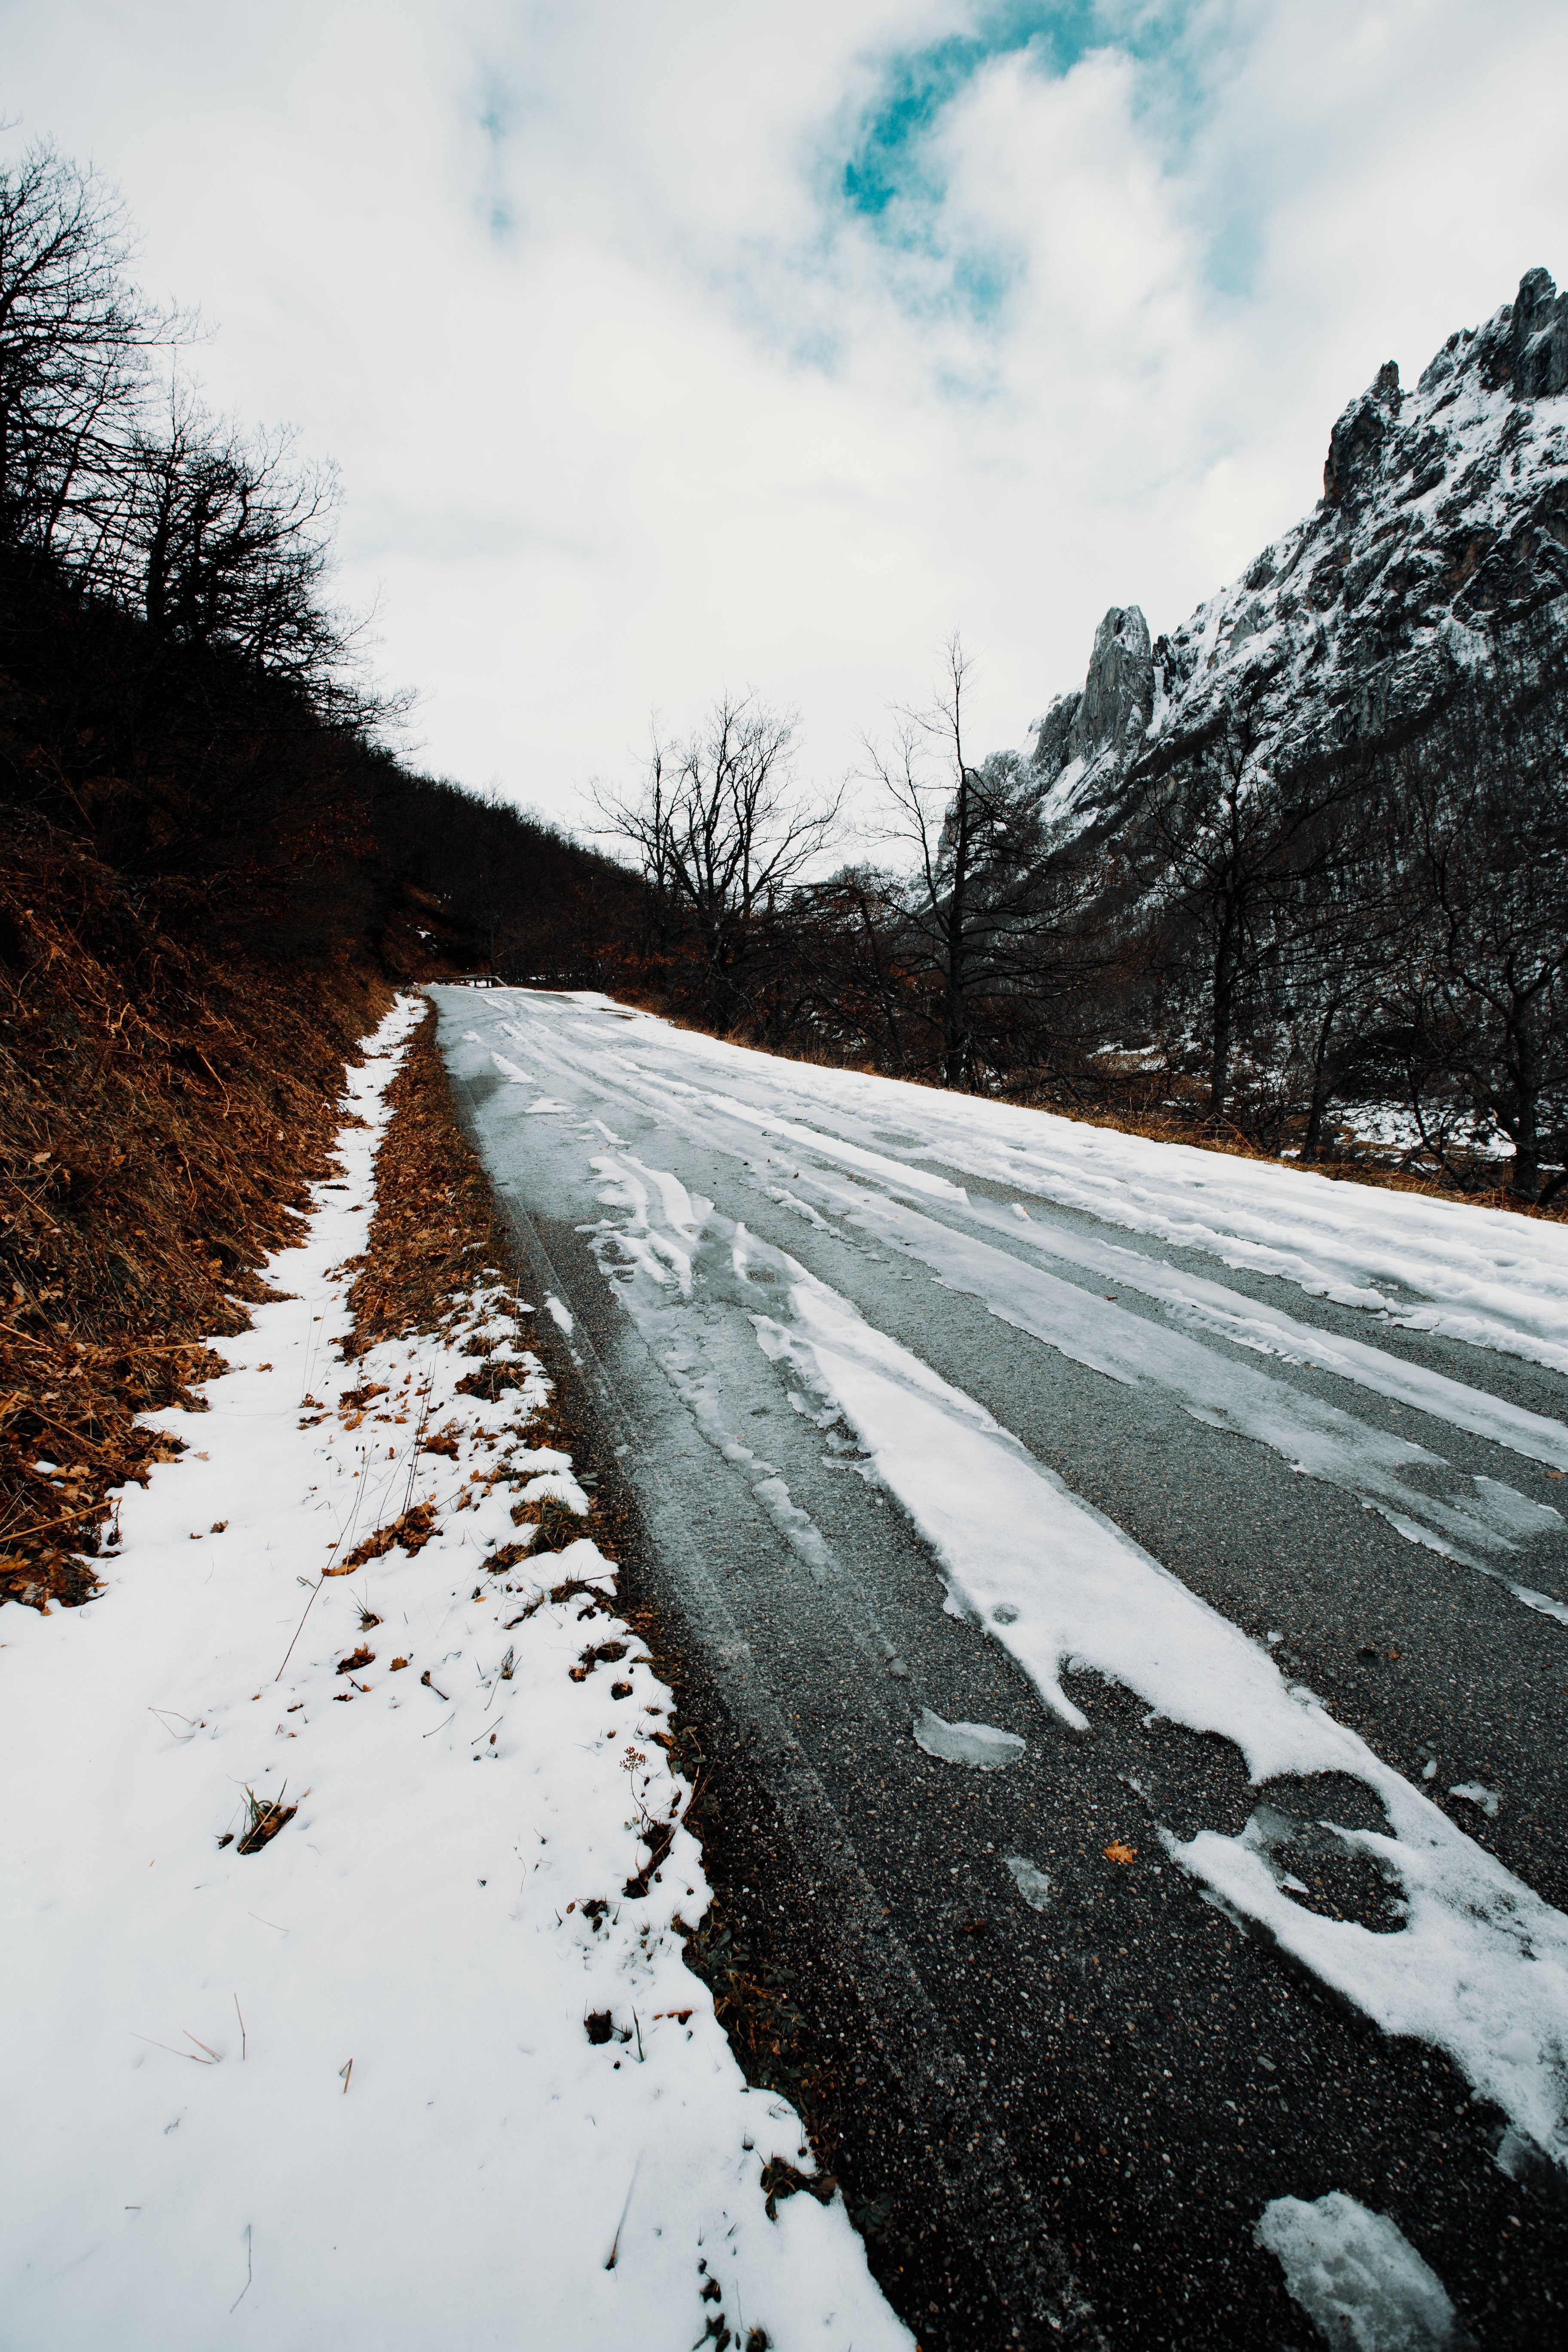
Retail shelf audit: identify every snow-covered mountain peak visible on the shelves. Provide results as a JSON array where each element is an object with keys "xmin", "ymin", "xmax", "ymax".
[{"xmin": 1026, "ymin": 268, "xmax": 1568, "ymax": 844}]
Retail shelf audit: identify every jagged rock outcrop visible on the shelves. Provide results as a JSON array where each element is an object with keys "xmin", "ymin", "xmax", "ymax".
[
  {"xmin": 1026, "ymin": 267, "xmax": 1568, "ymax": 841},
  {"xmin": 1025, "ymin": 606, "xmax": 1155, "ymax": 834}
]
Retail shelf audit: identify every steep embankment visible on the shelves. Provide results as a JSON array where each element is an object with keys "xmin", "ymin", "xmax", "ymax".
[
  {"xmin": 1030, "ymin": 266, "xmax": 1568, "ymax": 838},
  {"xmin": 0, "ymin": 817, "xmax": 403, "ymax": 1611}
]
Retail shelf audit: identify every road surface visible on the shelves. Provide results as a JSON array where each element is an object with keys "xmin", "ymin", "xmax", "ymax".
[{"xmin": 435, "ymin": 983, "xmax": 1568, "ymax": 2349}]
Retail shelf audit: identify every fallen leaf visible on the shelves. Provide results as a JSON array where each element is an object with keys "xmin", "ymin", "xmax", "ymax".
[{"xmin": 1103, "ymin": 1840, "xmax": 1137, "ymax": 1865}]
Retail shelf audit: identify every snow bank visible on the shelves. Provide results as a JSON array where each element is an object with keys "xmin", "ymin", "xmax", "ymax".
[{"xmin": 0, "ymin": 998, "xmax": 907, "ymax": 2352}]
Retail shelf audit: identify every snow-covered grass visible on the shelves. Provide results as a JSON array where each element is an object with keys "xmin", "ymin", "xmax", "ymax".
[{"xmin": 0, "ymin": 997, "xmax": 906, "ymax": 2352}]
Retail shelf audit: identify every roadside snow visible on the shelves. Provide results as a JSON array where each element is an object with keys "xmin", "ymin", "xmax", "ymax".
[
  {"xmin": 1256, "ymin": 2192, "xmax": 1472, "ymax": 2349},
  {"xmin": 0, "ymin": 999, "xmax": 907, "ymax": 2352}
]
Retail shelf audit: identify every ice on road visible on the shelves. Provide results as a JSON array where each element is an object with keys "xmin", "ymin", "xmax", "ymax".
[{"xmin": 441, "ymin": 989, "xmax": 1568, "ymax": 2181}]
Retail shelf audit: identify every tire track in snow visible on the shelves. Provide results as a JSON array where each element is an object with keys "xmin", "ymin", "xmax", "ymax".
[
  {"xmin": 485, "ymin": 1007, "xmax": 1568, "ymax": 1615},
  {"xmin": 585, "ymin": 1147, "xmax": 1568, "ymax": 2177}
]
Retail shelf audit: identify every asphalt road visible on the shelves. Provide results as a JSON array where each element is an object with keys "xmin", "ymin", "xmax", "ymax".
[{"xmin": 434, "ymin": 985, "xmax": 1568, "ymax": 2350}]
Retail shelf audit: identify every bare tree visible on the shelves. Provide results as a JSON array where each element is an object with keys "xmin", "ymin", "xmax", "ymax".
[
  {"xmin": 0, "ymin": 140, "xmax": 183, "ymax": 552},
  {"xmin": 864, "ymin": 637, "xmax": 1100, "ymax": 1090},
  {"xmin": 1392, "ymin": 677, "xmax": 1568, "ymax": 1200},
  {"xmin": 594, "ymin": 694, "xmax": 842, "ymax": 1027},
  {"xmin": 1139, "ymin": 695, "xmax": 1363, "ymax": 1120},
  {"xmin": 862, "ymin": 637, "xmax": 991, "ymax": 1087},
  {"xmin": 122, "ymin": 399, "xmax": 347, "ymax": 688}
]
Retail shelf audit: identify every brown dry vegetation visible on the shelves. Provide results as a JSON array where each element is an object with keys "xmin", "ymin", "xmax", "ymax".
[
  {"xmin": 338, "ymin": 1008, "xmax": 609, "ymax": 1552},
  {"xmin": 0, "ymin": 816, "xmax": 404, "ymax": 1609},
  {"xmin": 341, "ymin": 1007, "xmax": 518, "ymax": 1357}
]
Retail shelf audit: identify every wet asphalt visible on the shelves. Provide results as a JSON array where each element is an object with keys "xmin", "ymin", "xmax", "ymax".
[{"xmin": 434, "ymin": 987, "xmax": 1568, "ymax": 2350}]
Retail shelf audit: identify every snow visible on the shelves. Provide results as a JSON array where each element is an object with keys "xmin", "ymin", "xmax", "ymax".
[
  {"xmin": 507, "ymin": 989, "xmax": 1568, "ymax": 1384},
  {"xmin": 475, "ymin": 993, "xmax": 1568, "ymax": 1625},
  {"xmin": 772, "ymin": 1261, "xmax": 1568, "ymax": 2167},
  {"xmin": 0, "ymin": 998, "xmax": 907, "ymax": 2352},
  {"xmin": 912, "ymin": 1708, "xmax": 1026, "ymax": 1770},
  {"xmin": 433, "ymin": 988, "xmax": 1568, "ymax": 2176},
  {"xmin": 962, "ymin": 1194, "xmax": 1568, "ymax": 1470},
  {"xmin": 1004, "ymin": 1856, "xmax": 1053, "ymax": 1911},
  {"xmin": 1134, "ymin": 305, "xmax": 1568, "ymax": 812},
  {"xmin": 536, "ymin": 1063, "xmax": 1568, "ymax": 2172},
  {"xmin": 1448, "ymin": 1783, "xmax": 1502, "ymax": 1819},
  {"xmin": 1255, "ymin": 2192, "xmax": 1470, "ymax": 2350},
  {"xmin": 834, "ymin": 1178, "xmax": 1565, "ymax": 1605}
]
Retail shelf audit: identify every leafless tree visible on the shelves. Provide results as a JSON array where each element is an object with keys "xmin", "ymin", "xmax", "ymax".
[
  {"xmin": 1139, "ymin": 695, "xmax": 1363, "ymax": 1120},
  {"xmin": 594, "ymin": 694, "xmax": 842, "ymax": 1028},
  {"xmin": 0, "ymin": 140, "xmax": 184, "ymax": 552},
  {"xmin": 861, "ymin": 637, "xmax": 992, "ymax": 1087},
  {"xmin": 113, "ymin": 397, "xmax": 349, "ymax": 690},
  {"xmin": 864, "ymin": 637, "xmax": 1100, "ymax": 1090},
  {"xmin": 1391, "ymin": 676, "xmax": 1568, "ymax": 1199}
]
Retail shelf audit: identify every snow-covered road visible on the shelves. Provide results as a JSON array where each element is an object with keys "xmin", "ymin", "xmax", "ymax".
[{"xmin": 439, "ymin": 985, "xmax": 1568, "ymax": 2348}]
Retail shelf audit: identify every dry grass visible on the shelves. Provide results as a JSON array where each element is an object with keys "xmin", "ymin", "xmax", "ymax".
[
  {"xmin": 340, "ymin": 1008, "xmax": 521, "ymax": 1356},
  {"xmin": 0, "ymin": 815, "xmax": 412, "ymax": 1611},
  {"xmin": 339, "ymin": 1008, "xmax": 607, "ymax": 1559}
]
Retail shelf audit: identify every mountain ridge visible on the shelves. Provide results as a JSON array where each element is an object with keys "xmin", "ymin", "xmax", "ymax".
[{"xmin": 1025, "ymin": 266, "xmax": 1568, "ymax": 840}]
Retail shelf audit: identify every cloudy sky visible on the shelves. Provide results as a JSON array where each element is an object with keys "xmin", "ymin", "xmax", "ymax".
[{"xmin": 7, "ymin": 1, "xmax": 1567, "ymax": 828}]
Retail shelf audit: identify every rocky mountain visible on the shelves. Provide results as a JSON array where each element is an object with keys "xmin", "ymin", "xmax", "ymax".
[{"xmin": 1027, "ymin": 267, "xmax": 1568, "ymax": 840}]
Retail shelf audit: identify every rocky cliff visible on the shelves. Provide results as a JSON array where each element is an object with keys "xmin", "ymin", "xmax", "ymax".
[{"xmin": 1027, "ymin": 267, "xmax": 1568, "ymax": 839}]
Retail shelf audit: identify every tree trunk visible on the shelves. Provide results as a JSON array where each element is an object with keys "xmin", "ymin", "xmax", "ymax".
[
  {"xmin": 943, "ymin": 774, "xmax": 972, "ymax": 1089},
  {"xmin": 942, "ymin": 972, "xmax": 968, "ymax": 1088},
  {"xmin": 856, "ymin": 890, "xmax": 906, "ymax": 1070},
  {"xmin": 1510, "ymin": 1027, "xmax": 1540, "ymax": 1199},
  {"xmin": 1300, "ymin": 999, "xmax": 1340, "ymax": 1164},
  {"xmin": 1208, "ymin": 914, "xmax": 1237, "ymax": 1117}
]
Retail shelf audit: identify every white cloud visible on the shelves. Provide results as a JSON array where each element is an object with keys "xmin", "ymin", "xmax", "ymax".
[{"xmin": 6, "ymin": 0, "xmax": 1567, "ymax": 831}]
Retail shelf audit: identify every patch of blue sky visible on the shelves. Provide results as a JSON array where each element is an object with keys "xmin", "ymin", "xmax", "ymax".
[
  {"xmin": 842, "ymin": 0, "xmax": 1104, "ymax": 224},
  {"xmin": 834, "ymin": 3, "xmax": 1213, "ymax": 317}
]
